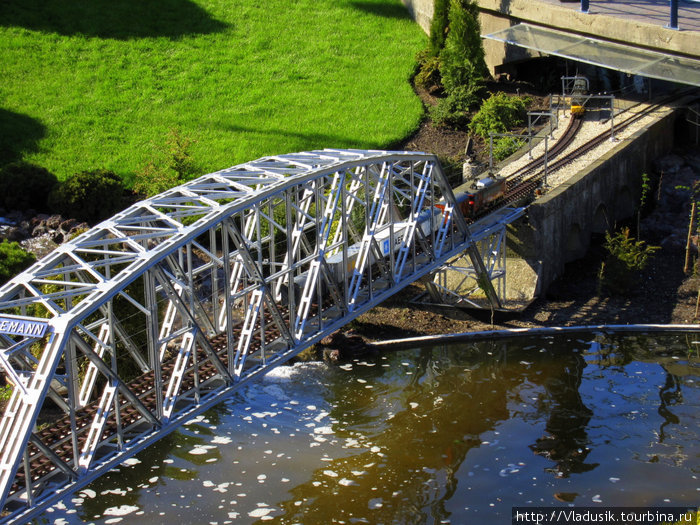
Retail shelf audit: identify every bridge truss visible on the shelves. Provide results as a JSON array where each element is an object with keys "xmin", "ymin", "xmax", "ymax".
[{"xmin": 0, "ymin": 149, "xmax": 520, "ymax": 522}]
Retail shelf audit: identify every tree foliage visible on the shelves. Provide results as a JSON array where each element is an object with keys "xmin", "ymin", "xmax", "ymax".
[
  {"xmin": 49, "ymin": 169, "xmax": 125, "ymax": 223},
  {"xmin": 133, "ymin": 128, "xmax": 199, "ymax": 197},
  {"xmin": 438, "ymin": 0, "xmax": 487, "ymax": 94},
  {"xmin": 428, "ymin": 0, "xmax": 451, "ymax": 56}
]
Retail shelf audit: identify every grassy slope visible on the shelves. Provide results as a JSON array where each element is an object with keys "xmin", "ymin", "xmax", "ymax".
[{"xmin": 0, "ymin": 0, "xmax": 425, "ymax": 181}]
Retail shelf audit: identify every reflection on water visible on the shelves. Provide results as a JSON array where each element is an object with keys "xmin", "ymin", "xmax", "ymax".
[{"xmin": 36, "ymin": 333, "xmax": 700, "ymax": 524}]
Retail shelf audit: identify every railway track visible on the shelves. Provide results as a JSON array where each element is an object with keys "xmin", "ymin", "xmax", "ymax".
[
  {"xmin": 472, "ymin": 92, "xmax": 695, "ymax": 221},
  {"xmin": 9, "ymin": 307, "xmax": 288, "ymax": 502}
]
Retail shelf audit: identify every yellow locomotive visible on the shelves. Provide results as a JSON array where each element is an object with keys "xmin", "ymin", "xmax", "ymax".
[{"xmin": 569, "ymin": 76, "xmax": 588, "ymax": 118}]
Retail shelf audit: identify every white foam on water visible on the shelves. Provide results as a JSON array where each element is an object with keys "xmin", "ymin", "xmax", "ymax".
[
  {"xmin": 101, "ymin": 488, "xmax": 127, "ymax": 496},
  {"xmin": 314, "ymin": 410, "xmax": 329, "ymax": 422},
  {"xmin": 248, "ymin": 508, "xmax": 272, "ymax": 518},
  {"xmin": 80, "ymin": 489, "xmax": 96, "ymax": 499},
  {"xmin": 339, "ymin": 478, "xmax": 356, "ymax": 486},
  {"xmin": 314, "ymin": 426, "xmax": 333, "ymax": 435},
  {"xmin": 120, "ymin": 457, "xmax": 141, "ymax": 467},
  {"xmin": 323, "ymin": 470, "xmax": 338, "ymax": 478},
  {"xmin": 103, "ymin": 504, "xmax": 139, "ymax": 517},
  {"xmin": 212, "ymin": 436, "xmax": 232, "ymax": 445}
]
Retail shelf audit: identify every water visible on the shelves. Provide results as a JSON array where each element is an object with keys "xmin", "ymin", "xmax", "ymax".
[{"xmin": 37, "ymin": 332, "xmax": 700, "ymax": 524}]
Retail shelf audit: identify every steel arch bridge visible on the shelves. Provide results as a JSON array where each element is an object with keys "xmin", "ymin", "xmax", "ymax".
[{"xmin": 0, "ymin": 149, "xmax": 522, "ymax": 522}]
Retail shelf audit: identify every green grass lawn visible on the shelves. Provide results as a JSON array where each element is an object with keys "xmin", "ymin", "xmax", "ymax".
[{"xmin": 0, "ymin": 0, "xmax": 426, "ymax": 182}]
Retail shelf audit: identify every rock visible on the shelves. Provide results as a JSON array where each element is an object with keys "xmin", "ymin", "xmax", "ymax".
[
  {"xmin": 6, "ymin": 225, "xmax": 29, "ymax": 241},
  {"xmin": 45, "ymin": 215, "xmax": 62, "ymax": 230},
  {"xmin": 31, "ymin": 224, "xmax": 49, "ymax": 237},
  {"xmin": 59, "ymin": 218, "xmax": 79, "ymax": 233},
  {"xmin": 50, "ymin": 231, "xmax": 64, "ymax": 244}
]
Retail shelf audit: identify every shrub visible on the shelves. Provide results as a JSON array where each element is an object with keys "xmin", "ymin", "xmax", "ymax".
[
  {"xmin": 49, "ymin": 169, "xmax": 125, "ymax": 223},
  {"xmin": 133, "ymin": 128, "xmax": 199, "ymax": 197},
  {"xmin": 492, "ymin": 136, "xmax": 525, "ymax": 162},
  {"xmin": 429, "ymin": 82, "xmax": 484, "ymax": 128},
  {"xmin": 0, "ymin": 240, "xmax": 35, "ymax": 284},
  {"xmin": 414, "ymin": 52, "xmax": 442, "ymax": 90},
  {"xmin": 0, "ymin": 162, "xmax": 58, "ymax": 212},
  {"xmin": 438, "ymin": 0, "xmax": 487, "ymax": 94},
  {"xmin": 468, "ymin": 92, "xmax": 529, "ymax": 139},
  {"xmin": 599, "ymin": 227, "xmax": 659, "ymax": 295}
]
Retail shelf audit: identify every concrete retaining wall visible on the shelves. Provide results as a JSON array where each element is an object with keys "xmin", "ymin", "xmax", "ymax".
[
  {"xmin": 400, "ymin": 0, "xmax": 433, "ymax": 34},
  {"xmin": 507, "ymin": 107, "xmax": 679, "ymax": 297}
]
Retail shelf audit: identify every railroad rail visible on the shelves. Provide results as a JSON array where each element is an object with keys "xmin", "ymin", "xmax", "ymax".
[{"xmin": 486, "ymin": 92, "xmax": 695, "ymax": 218}]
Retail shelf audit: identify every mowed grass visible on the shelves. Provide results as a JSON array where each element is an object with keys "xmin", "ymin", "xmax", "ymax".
[{"xmin": 0, "ymin": 0, "xmax": 426, "ymax": 182}]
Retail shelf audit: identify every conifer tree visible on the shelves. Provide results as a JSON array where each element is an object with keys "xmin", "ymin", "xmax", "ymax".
[
  {"xmin": 439, "ymin": 0, "xmax": 488, "ymax": 93},
  {"xmin": 428, "ymin": 0, "xmax": 450, "ymax": 56}
]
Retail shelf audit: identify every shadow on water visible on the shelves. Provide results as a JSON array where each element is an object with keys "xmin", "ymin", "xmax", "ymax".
[
  {"xmin": 272, "ymin": 338, "xmax": 598, "ymax": 523},
  {"xmin": 0, "ymin": 0, "xmax": 228, "ymax": 39},
  {"xmin": 0, "ymin": 109, "xmax": 45, "ymax": 167},
  {"xmin": 348, "ymin": 0, "xmax": 413, "ymax": 20}
]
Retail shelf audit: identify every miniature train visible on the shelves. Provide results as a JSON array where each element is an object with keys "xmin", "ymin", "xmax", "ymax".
[
  {"xmin": 569, "ymin": 76, "xmax": 588, "ymax": 117},
  {"xmin": 279, "ymin": 175, "xmax": 508, "ymax": 302},
  {"xmin": 440, "ymin": 175, "xmax": 508, "ymax": 219}
]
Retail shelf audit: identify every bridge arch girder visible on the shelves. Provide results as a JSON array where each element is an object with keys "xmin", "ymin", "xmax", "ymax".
[{"xmin": 0, "ymin": 149, "xmax": 484, "ymax": 522}]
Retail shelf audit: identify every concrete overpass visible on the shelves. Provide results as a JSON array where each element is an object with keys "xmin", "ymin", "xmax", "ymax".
[{"xmin": 402, "ymin": 0, "xmax": 700, "ymax": 86}]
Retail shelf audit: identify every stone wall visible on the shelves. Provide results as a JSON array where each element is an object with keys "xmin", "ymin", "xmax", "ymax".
[
  {"xmin": 507, "ymin": 106, "xmax": 680, "ymax": 298},
  {"xmin": 400, "ymin": 0, "xmax": 432, "ymax": 34}
]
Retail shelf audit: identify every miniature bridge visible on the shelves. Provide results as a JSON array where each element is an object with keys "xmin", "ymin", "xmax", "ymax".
[{"xmin": 0, "ymin": 149, "xmax": 524, "ymax": 522}]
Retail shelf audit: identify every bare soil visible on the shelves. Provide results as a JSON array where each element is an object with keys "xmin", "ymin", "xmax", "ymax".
[{"xmin": 347, "ymin": 83, "xmax": 700, "ymax": 343}]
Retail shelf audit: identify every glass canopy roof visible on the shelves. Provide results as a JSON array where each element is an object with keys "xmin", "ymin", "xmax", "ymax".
[{"xmin": 483, "ymin": 23, "xmax": 700, "ymax": 87}]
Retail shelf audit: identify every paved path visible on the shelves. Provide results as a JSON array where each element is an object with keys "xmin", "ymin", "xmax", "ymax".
[{"xmin": 538, "ymin": 0, "xmax": 700, "ymax": 33}]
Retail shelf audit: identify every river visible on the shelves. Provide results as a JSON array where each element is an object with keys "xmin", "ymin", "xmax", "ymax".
[{"xmin": 37, "ymin": 331, "xmax": 699, "ymax": 524}]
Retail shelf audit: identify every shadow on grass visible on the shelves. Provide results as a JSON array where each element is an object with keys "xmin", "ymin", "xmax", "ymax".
[
  {"xmin": 0, "ymin": 109, "xmax": 45, "ymax": 167},
  {"xmin": 348, "ymin": 0, "xmax": 413, "ymax": 20},
  {"xmin": 0, "ymin": 0, "xmax": 228, "ymax": 39},
  {"xmin": 222, "ymin": 123, "xmax": 377, "ymax": 154}
]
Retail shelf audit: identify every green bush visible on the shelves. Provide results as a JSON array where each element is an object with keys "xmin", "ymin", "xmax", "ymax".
[
  {"xmin": 599, "ymin": 227, "xmax": 659, "ymax": 295},
  {"xmin": 469, "ymin": 93, "xmax": 529, "ymax": 139},
  {"xmin": 429, "ymin": 83, "xmax": 482, "ymax": 128},
  {"xmin": 133, "ymin": 128, "xmax": 199, "ymax": 197},
  {"xmin": 0, "ymin": 240, "xmax": 35, "ymax": 284},
  {"xmin": 414, "ymin": 52, "xmax": 442, "ymax": 90},
  {"xmin": 438, "ymin": 0, "xmax": 487, "ymax": 94},
  {"xmin": 49, "ymin": 169, "xmax": 125, "ymax": 223},
  {"xmin": 492, "ymin": 136, "xmax": 525, "ymax": 162},
  {"xmin": 0, "ymin": 162, "xmax": 58, "ymax": 212}
]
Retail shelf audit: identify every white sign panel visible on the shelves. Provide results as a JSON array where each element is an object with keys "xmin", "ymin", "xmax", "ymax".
[{"xmin": 0, "ymin": 317, "xmax": 49, "ymax": 337}]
